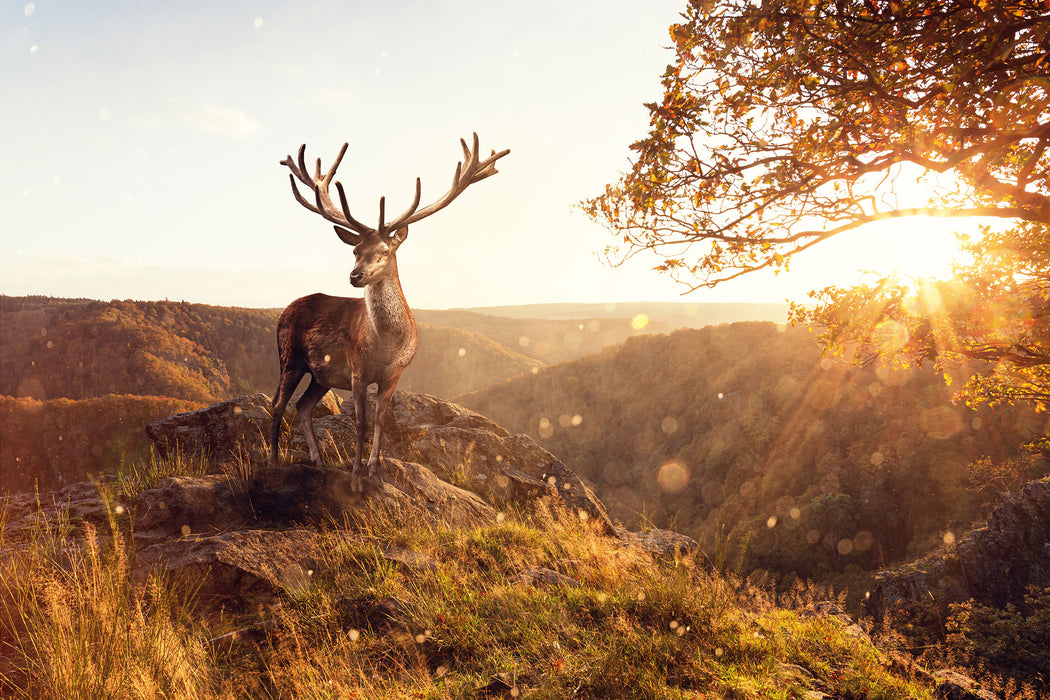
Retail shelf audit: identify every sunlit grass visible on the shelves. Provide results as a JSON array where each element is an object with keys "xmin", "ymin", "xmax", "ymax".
[
  {"xmin": 0, "ymin": 501, "xmax": 212, "ymax": 698},
  {"xmin": 0, "ymin": 487, "xmax": 939, "ymax": 699},
  {"xmin": 116, "ymin": 447, "xmax": 212, "ymax": 502}
]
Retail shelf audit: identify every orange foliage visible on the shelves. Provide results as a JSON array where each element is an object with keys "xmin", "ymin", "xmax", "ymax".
[{"xmin": 0, "ymin": 394, "xmax": 205, "ymax": 494}]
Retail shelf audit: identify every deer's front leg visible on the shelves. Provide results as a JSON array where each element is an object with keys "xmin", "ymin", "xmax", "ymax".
[
  {"xmin": 366, "ymin": 375, "xmax": 401, "ymax": 478},
  {"xmin": 350, "ymin": 377, "xmax": 369, "ymax": 491}
]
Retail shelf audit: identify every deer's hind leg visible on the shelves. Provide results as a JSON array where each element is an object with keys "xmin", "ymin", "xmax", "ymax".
[
  {"xmin": 343, "ymin": 376, "xmax": 370, "ymax": 491},
  {"xmin": 271, "ymin": 365, "xmax": 306, "ymax": 468},
  {"xmin": 297, "ymin": 376, "xmax": 331, "ymax": 467}
]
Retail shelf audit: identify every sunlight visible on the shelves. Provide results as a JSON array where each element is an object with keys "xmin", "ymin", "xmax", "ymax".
[
  {"xmin": 792, "ymin": 165, "xmax": 984, "ymax": 295},
  {"xmin": 859, "ymin": 216, "xmax": 971, "ymax": 282},
  {"xmin": 852, "ymin": 163, "xmax": 982, "ymax": 282}
]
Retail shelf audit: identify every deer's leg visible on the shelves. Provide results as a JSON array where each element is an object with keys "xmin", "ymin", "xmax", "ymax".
[
  {"xmin": 296, "ymin": 377, "xmax": 330, "ymax": 467},
  {"xmin": 351, "ymin": 378, "xmax": 369, "ymax": 479},
  {"xmin": 365, "ymin": 375, "xmax": 401, "ymax": 477},
  {"xmin": 270, "ymin": 366, "xmax": 306, "ymax": 469}
]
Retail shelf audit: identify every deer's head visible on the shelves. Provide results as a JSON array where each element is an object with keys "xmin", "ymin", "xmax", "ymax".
[
  {"xmin": 340, "ymin": 226, "xmax": 408, "ymax": 287},
  {"xmin": 281, "ymin": 133, "xmax": 510, "ymax": 289}
]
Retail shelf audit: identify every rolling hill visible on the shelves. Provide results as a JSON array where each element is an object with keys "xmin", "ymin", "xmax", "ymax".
[{"xmin": 455, "ymin": 322, "xmax": 1044, "ymax": 582}]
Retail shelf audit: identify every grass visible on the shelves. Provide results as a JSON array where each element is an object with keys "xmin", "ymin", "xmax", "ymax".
[
  {"xmin": 1, "ymin": 475, "xmax": 941, "ymax": 699},
  {"xmin": 115, "ymin": 447, "xmax": 212, "ymax": 502}
]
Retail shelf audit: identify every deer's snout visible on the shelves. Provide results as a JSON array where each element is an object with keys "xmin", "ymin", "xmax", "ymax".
[{"xmin": 349, "ymin": 270, "xmax": 365, "ymax": 286}]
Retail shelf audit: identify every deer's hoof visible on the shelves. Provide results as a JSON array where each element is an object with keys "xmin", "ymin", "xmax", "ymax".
[{"xmin": 350, "ymin": 471, "xmax": 365, "ymax": 493}]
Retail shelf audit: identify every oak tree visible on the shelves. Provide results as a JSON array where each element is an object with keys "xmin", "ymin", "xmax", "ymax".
[{"xmin": 584, "ymin": 0, "xmax": 1050, "ymax": 413}]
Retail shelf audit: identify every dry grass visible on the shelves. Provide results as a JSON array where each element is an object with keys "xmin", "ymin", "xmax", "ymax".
[{"xmin": 1, "ymin": 481, "xmax": 940, "ymax": 699}]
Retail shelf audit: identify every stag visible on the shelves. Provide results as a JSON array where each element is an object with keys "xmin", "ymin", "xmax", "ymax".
[{"xmin": 271, "ymin": 133, "xmax": 510, "ymax": 490}]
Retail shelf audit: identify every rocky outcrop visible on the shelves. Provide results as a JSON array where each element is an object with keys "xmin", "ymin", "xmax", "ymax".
[
  {"xmin": 2, "ymin": 392, "xmax": 702, "ymax": 619},
  {"xmin": 145, "ymin": 391, "xmax": 614, "ymax": 533},
  {"xmin": 145, "ymin": 393, "xmax": 275, "ymax": 468},
  {"xmin": 133, "ymin": 460, "xmax": 496, "ymax": 542},
  {"xmin": 133, "ymin": 528, "xmax": 436, "ymax": 603},
  {"xmin": 866, "ymin": 479, "xmax": 1050, "ymax": 622}
]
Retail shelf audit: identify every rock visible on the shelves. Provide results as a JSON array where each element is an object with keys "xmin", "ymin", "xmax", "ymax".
[
  {"xmin": 133, "ymin": 528, "xmax": 435, "ymax": 605},
  {"xmin": 866, "ymin": 479, "xmax": 1050, "ymax": 623},
  {"xmin": 133, "ymin": 460, "xmax": 495, "ymax": 539},
  {"xmin": 135, "ymin": 473, "xmax": 251, "ymax": 540},
  {"xmin": 247, "ymin": 459, "xmax": 496, "ymax": 528},
  {"xmin": 933, "ymin": 670, "xmax": 1001, "ymax": 700},
  {"xmin": 145, "ymin": 393, "xmax": 273, "ymax": 469},
  {"xmin": 148, "ymin": 392, "xmax": 614, "ymax": 533},
  {"xmin": 134, "ymin": 528, "xmax": 322, "ymax": 601},
  {"xmin": 0, "ymin": 478, "xmax": 123, "ymax": 540},
  {"xmin": 368, "ymin": 392, "xmax": 614, "ymax": 532},
  {"xmin": 615, "ymin": 526, "xmax": 699, "ymax": 557}
]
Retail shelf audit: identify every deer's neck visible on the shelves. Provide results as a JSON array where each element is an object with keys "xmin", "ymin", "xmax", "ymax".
[{"xmin": 364, "ymin": 259, "xmax": 415, "ymax": 341}]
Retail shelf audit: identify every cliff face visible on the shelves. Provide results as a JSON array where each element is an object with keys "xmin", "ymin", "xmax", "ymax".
[{"xmin": 866, "ymin": 479, "xmax": 1050, "ymax": 622}]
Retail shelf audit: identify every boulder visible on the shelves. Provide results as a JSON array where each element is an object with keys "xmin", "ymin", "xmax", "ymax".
[
  {"xmin": 134, "ymin": 459, "xmax": 495, "ymax": 541},
  {"xmin": 133, "ymin": 528, "xmax": 436, "ymax": 604},
  {"xmin": 0, "ymin": 478, "xmax": 122, "ymax": 540},
  {"xmin": 866, "ymin": 479, "xmax": 1050, "ymax": 622},
  {"xmin": 615, "ymin": 526, "xmax": 700, "ymax": 558},
  {"xmin": 145, "ymin": 393, "xmax": 273, "ymax": 469}
]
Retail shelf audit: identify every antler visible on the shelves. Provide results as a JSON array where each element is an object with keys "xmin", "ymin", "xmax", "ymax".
[
  {"xmin": 280, "ymin": 143, "xmax": 375, "ymax": 239},
  {"xmin": 280, "ymin": 133, "xmax": 510, "ymax": 241},
  {"xmin": 384, "ymin": 132, "xmax": 511, "ymax": 232}
]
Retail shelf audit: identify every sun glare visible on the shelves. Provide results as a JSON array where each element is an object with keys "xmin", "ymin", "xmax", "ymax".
[
  {"xmin": 794, "ymin": 165, "xmax": 983, "ymax": 294},
  {"xmin": 860, "ymin": 215, "xmax": 972, "ymax": 281}
]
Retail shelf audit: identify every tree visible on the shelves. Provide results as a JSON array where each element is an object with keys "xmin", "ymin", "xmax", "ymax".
[{"xmin": 583, "ymin": 0, "xmax": 1050, "ymax": 414}]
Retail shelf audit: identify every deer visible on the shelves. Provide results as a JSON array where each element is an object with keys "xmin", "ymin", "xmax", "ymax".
[{"xmin": 270, "ymin": 133, "xmax": 510, "ymax": 491}]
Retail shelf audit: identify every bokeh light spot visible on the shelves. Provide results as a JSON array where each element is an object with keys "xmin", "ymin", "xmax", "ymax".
[{"xmin": 657, "ymin": 461, "xmax": 690, "ymax": 494}]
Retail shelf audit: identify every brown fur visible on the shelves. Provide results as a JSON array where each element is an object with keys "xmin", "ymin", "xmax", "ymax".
[{"xmin": 269, "ymin": 236, "xmax": 417, "ymax": 490}]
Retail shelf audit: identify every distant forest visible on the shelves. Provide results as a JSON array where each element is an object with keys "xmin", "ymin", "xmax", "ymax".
[{"xmin": 457, "ymin": 323, "xmax": 1047, "ymax": 585}]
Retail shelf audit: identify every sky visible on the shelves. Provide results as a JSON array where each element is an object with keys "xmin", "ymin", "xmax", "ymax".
[{"xmin": 2, "ymin": 0, "xmax": 970, "ymax": 310}]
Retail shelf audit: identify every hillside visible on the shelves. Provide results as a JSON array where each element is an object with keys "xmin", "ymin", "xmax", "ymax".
[
  {"xmin": 0, "ymin": 296, "xmax": 278, "ymax": 402},
  {"xmin": 1, "ymin": 297, "xmax": 790, "ymax": 407},
  {"xmin": 0, "ymin": 297, "xmax": 545, "ymax": 403},
  {"xmin": 0, "ymin": 393, "xmax": 977, "ymax": 699},
  {"xmin": 456, "ymin": 322, "xmax": 1045, "ymax": 583},
  {"xmin": 415, "ymin": 308, "xmax": 676, "ymax": 364},
  {"xmin": 398, "ymin": 323, "xmax": 540, "ymax": 397}
]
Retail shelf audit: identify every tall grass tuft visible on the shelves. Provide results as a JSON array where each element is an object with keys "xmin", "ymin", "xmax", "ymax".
[
  {"xmin": 116, "ymin": 447, "xmax": 211, "ymax": 501},
  {"xmin": 0, "ymin": 493, "xmax": 212, "ymax": 699}
]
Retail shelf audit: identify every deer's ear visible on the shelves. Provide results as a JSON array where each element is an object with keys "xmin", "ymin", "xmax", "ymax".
[
  {"xmin": 391, "ymin": 226, "xmax": 409, "ymax": 246},
  {"xmin": 334, "ymin": 226, "xmax": 361, "ymax": 246}
]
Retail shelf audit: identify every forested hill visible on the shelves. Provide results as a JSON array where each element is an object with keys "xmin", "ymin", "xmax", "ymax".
[
  {"xmin": 1, "ymin": 296, "xmax": 281, "ymax": 402},
  {"xmin": 1, "ymin": 297, "xmax": 755, "ymax": 403},
  {"xmin": 456, "ymin": 322, "xmax": 1044, "ymax": 581},
  {"xmin": 0, "ymin": 297, "xmax": 547, "ymax": 402}
]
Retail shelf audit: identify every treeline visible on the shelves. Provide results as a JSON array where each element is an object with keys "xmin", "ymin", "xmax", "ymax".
[
  {"xmin": 400, "ymin": 324, "xmax": 539, "ymax": 397},
  {"xmin": 457, "ymin": 322, "xmax": 1046, "ymax": 580},
  {"xmin": 0, "ymin": 394, "xmax": 205, "ymax": 493},
  {"xmin": 0, "ymin": 297, "xmax": 560, "ymax": 404},
  {"xmin": 1, "ymin": 297, "xmax": 280, "ymax": 402},
  {"xmin": 415, "ymin": 308, "xmax": 674, "ymax": 364},
  {"xmin": 1, "ymin": 297, "xmax": 676, "ymax": 405}
]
